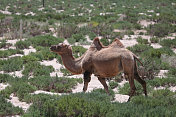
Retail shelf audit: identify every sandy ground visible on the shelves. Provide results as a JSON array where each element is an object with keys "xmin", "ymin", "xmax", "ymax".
[
  {"xmin": 0, "ymin": 83, "xmax": 9, "ymax": 91},
  {"xmin": 157, "ymin": 70, "xmax": 168, "ymax": 78},
  {"xmin": 7, "ymin": 93, "xmax": 32, "ymax": 112}
]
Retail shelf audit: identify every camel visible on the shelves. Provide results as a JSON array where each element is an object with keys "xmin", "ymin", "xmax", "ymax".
[{"xmin": 50, "ymin": 38, "xmax": 147, "ymax": 101}]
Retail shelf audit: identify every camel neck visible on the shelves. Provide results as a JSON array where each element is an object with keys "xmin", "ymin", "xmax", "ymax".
[{"xmin": 60, "ymin": 54, "xmax": 83, "ymax": 74}]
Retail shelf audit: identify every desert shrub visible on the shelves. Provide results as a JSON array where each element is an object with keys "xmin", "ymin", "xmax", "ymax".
[
  {"xmin": 22, "ymin": 61, "xmax": 54, "ymax": 77},
  {"xmin": 67, "ymin": 38, "xmax": 76, "ymax": 44},
  {"xmin": 0, "ymin": 49, "xmax": 24, "ymax": 58},
  {"xmin": 60, "ymin": 67, "xmax": 72, "ymax": 76},
  {"xmin": 0, "ymin": 40, "xmax": 12, "ymax": 48},
  {"xmin": 147, "ymin": 23, "xmax": 175, "ymax": 37},
  {"xmin": 29, "ymin": 76, "xmax": 82, "ymax": 93},
  {"xmin": 22, "ymin": 55, "xmax": 39, "ymax": 63},
  {"xmin": 0, "ymin": 95, "xmax": 23, "ymax": 116},
  {"xmin": 15, "ymin": 40, "xmax": 31, "ymax": 49},
  {"xmin": 100, "ymin": 38, "xmax": 109, "ymax": 46},
  {"xmin": 88, "ymin": 32, "xmax": 96, "ymax": 40},
  {"xmin": 118, "ymin": 80, "xmax": 151, "ymax": 95},
  {"xmin": 168, "ymin": 68, "xmax": 176, "ymax": 77},
  {"xmin": 136, "ymin": 37, "xmax": 149, "ymax": 44},
  {"xmin": 113, "ymin": 21, "xmax": 133, "ymax": 30},
  {"xmin": 160, "ymin": 38, "xmax": 176, "ymax": 48},
  {"xmin": 72, "ymin": 46, "xmax": 87, "ymax": 58},
  {"xmin": 109, "ymin": 81, "xmax": 118, "ymax": 89},
  {"xmin": 150, "ymin": 37, "xmax": 159, "ymax": 43},
  {"xmin": 30, "ymin": 47, "xmax": 57, "ymax": 61},
  {"xmin": 127, "ymin": 44, "xmax": 152, "ymax": 55},
  {"xmin": 72, "ymin": 33, "xmax": 86, "ymax": 42},
  {"xmin": 0, "ymin": 74, "xmax": 14, "ymax": 83},
  {"xmin": 28, "ymin": 35, "xmax": 64, "ymax": 47},
  {"xmin": 147, "ymin": 77, "xmax": 176, "ymax": 87},
  {"xmin": 161, "ymin": 54, "xmax": 176, "ymax": 68},
  {"xmin": 126, "ymin": 30, "xmax": 134, "ymax": 35},
  {"xmin": 24, "ymin": 91, "xmax": 112, "ymax": 117},
  {"xmin": 0, "ymin": 57, "xmax": 23, "ymax": 72}
]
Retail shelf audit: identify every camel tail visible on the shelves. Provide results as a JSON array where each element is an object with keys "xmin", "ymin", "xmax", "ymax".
[{"xmin": 133, "ymin": 54, "xmax": 143, "ymax": 66}]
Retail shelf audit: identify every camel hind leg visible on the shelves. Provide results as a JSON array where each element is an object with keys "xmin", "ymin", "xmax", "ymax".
[
  {"xmin": 127, "ymin": 73, "xmax": 136, "ymax": 102},
  {"xmin": 134, "ymin": 60, "xmax": 147, "ymax": 96},
  {"xmin": 134, "ymin": 71, "xmax": 147, "ymax": 96},
  {"xmin": 98, "ymin": 77, "xmax": 109, "ymax": 94}
]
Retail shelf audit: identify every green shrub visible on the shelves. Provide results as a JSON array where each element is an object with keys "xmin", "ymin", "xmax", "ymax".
[
  {"xmin": 0, "ymin": 95, "xmax": 23, "ymax": 116},
  {"xmin": 22, "ymin": 61, "xmax": 54, "ymax": 77},
  {"xmin": 72, "ymin": 46, "xmax": 87, "ymax": 58},
  {"xmin": 150, "ymin": 37, "xmax": 159, "ymax": 43},
  {"xmin": 15, "ymin": 40, "xmax": 31, "ymax": 49},
  {"xmin": 136, "ymin": 37, "xmax": 149, "ymax": 44},
  {"xmin": 0, "ymin": 57, "xmax": 23, "ymax": 72},
  {"xmin": 0, "ymin": 49, "xmax": 24, "ymax": 58},
  {"xmin": 109, "ymin": 81, "xmax": 118, "ymax": 89},
  {"xmin": 30, "ymin": 47, "xmax": 57, "ymax": 61},
  {"xmin": 67, "ymin": 38, "xmax": 76, "ymax": 44},
  {"xmin": 0, "ymin": 74, "xmax": 14, "ymax": 83},
  {"xmin": 0, "ymin": 40, "xmax": 12, "ymax": 48},
  {"xmin": 100, "ymin": 38, "xmax": 109, "ymax": 46},
  {"xmin": 60, "ymin": 68, "xmax": 72, "ymax": 76},
  {"xmin": 72, "ymin": 33, "xmax": 86, "ymax": 42},
  {"xmin": 127, "ymin": 44, "xmax": 152, "ymax": 55},
  {"xmin": 29, "ymin": 76, "xmax": 82, "ymax": 93},
  {"xmin": 160, "ymin": 38, "xmax": 176, "ymax": 48},
  {"xmin": 22, "ymin": 55, "xmax": 39, "ymax": 63},
  {"xmin": 28, "ymin": 35, "xmax": 64, "ymax": 47},
  {"xmin": 147, "ymin": 23, "xmax": 175, "ymax": 37}
]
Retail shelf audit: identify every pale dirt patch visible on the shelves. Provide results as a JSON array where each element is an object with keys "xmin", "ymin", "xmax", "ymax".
[
  {"xmin": 172, "ymin": 48, "xmax": 176, "ymax": 54},
  {"xmin": 154, "ymin": 86, "xmax": 166, "ymax": 90},
  {"xmin": 151, "ymin": 43, "xmax": 162, "ymax": 49},
  {"xmin": 0, "ymin": 83, "xmax": 9, "ymax": 91},
  {"xmin": 31, "ymin": 90, "xmax": 62, "ymax": 95},
  {"xmin": 120, "ymin": 39, "xmax": 138, "ymax": 48},
  {"xmin": 7, "ymin": 93, "xmax": 32, "ymax": 112},
  {"xmin": 23, "ymin": 46, "xmax": 36, "ymax": 55},
  {"xmin": 113, "ymin": 94, "xmax": 129, "ymax": 103},
  {"xmin": 157, "ymin": 70, "xmax": 168, "ymax": 78},
  {"xmin": 138, "ymin": 20, "xmax": 155, "ymax": 27},
  {"xmin": 169, "ymin": 86, "xmax": 176, "ymax": 92}
]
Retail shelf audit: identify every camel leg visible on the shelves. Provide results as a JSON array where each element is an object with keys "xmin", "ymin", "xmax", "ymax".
[
  {"xmin": 98, "ymin": 77, "xmax": 109, "ymax": 94},
  {"xmin": 134, "ymin": 72, "xmax": 147, "ymax": 96},
  {"xmin": 83, "ymin": 71, "xmax": 91, "ymax": 92},
  {"xmin": 128, "ymin": 74, "xmax": 136, "ymax": 102}
]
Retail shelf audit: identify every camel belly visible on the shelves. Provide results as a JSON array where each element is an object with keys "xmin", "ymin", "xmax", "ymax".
[{"xmin": 92, "ymin": 58, "xmax": 123, "ymax": 78}]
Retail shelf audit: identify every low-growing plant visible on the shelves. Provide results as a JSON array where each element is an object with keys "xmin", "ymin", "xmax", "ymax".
[
  {"xmin": 22, "ymin": 61, "xmax": 54, "ymax": 77},
  {"xmin": 160, "ymin": 38, "xmax": 176, "ymax": 48},
  {"xmin": 150, "ymin": 37, "xmax": 159, "ymax": 43},
  {"xmin": 0, "ymin": 49, "xmax": 24, "ymax": 58},
  {"xmin": 72, "ymin": 33, "xmax": 86, "ymax": 42},
  {"xmin": 15, "ymin": 40, "xmax": 31, "ymax": 49},
  {"xmin": 29, "ymin": 76, "xmax": 82, "ymax": 93},
  {"xmin": 109, "ymin": 81, "xmax": 118, "ymax": 89},
  {"xmin": 60, "ymin": 67, "xmax": 72, "ymax": 76},
  {"xmin": 0, "ymin": 57, "xmax": 23, "ymax": 72},
  {"xmin": 0, "ymin": 95, "xmax": 24, "ymax": 116},
  {"xmin": 72, "ymin": 46, "xmax": 87, "ymax": 58},
  {"xmin": 136, "ymin": 37, "xmax": 149, "ymax": 44}
]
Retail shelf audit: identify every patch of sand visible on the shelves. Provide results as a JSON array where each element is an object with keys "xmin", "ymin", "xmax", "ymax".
[
  {"xmin": 7, "ymin": 93, "xmax": 32, "ymax": 112},
  {"xmin": 23, "ymin": 46, "xmax": 36, "ymax": 55},
  {"xmin": 151, "ymin": 43, "xmax": 162, "ymax": 49},
  {"xmin": 157, "ymin": 70, "xmax": 168, "ymax": 78},
  {"xmin": 0, "ymin": 83, "xmax": 9, "ymax": 91},
  {"xmin": 138, "ymin": 20, "xmax": 155, "ymax": 27},
  {"xmin": 31, "ymin": 90, "xmax": 62, "ymax": 95},
  {"xmin": 120, "ymin": 39, "xmax": 138, "ymax": 48}
]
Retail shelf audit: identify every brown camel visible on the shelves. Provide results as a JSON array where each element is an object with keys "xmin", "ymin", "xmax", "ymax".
[{"xmin": 50, "ymin": 38, "xmax": 147, "ymax": 101}]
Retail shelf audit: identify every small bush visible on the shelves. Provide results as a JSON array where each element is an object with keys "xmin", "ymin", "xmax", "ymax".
[
  {"xmin": 28, "ymin": 35, "xmax": 64, "ymax": 47},
  {"xmin": 72, "ymin": 33, "xmax": 86, "ymax": 42},
  {"xmin": 0, "ymin": 49, "xmax": 24, "ymax": 58},
  {"xmin": 100, "ymin": 38, "xmax": 109, "ymax": 46},
  {"xmin": 136, "ymin": 37, "xmax": 149, "ymax": 44},
  {"xmin": 160, "ymin": 38, "xmax": 176, "ymax": 48},
  {"xmin": 150, "ymin": 37, "xmax": 159, "ymax": 43},
  {"xmin": 0, "ymin": 57, "xmax": 23, "ymax": 72},
  {"xmin": 29, "ymin": 76, "xmax": 82, "ymax": 93},
  {"xmin": 109, "ymin": 81, "xmax": 118, "ymax": 89},
  {"xmin": 22, "ymin": 61, "xmax": 54, "ymax": 77},
  {"xmin": 72, "ymin": 46, "xmax": 87, "ymax": 58},
  {"xmin": 0, "ymin": 95, "xmax": 23, "ymax": 116},
  {"xmin": 15, "ymin": 40, "xmax": 31, "ymax": 49}
]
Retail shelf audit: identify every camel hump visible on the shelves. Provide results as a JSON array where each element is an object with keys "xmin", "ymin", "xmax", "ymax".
[
  {"xmin": 110, "ymin": 38, "xmax": 124, "ymax": 48},
  {"xmin": 91, "ymin": 37, "xmax": 104, "ymax": 50}
]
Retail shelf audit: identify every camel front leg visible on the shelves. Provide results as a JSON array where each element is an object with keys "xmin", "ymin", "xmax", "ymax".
[
  {"xmin": 98, "ymin": 77, "xmax": 109, "ymax": 94},
  {"xmin": 83, "ymin": 71, "xmax": 91, "ymax": 92}
]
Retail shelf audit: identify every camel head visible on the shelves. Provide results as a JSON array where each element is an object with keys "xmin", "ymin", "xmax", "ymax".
[{"xmin": 50, "ymin": 43, "xmax": 72, "ymax": 55}]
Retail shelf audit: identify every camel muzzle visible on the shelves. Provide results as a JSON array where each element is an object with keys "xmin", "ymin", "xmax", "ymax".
[{"xmin": 50, "ymin": 45, "xmax": 60, "ymax": 51}]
